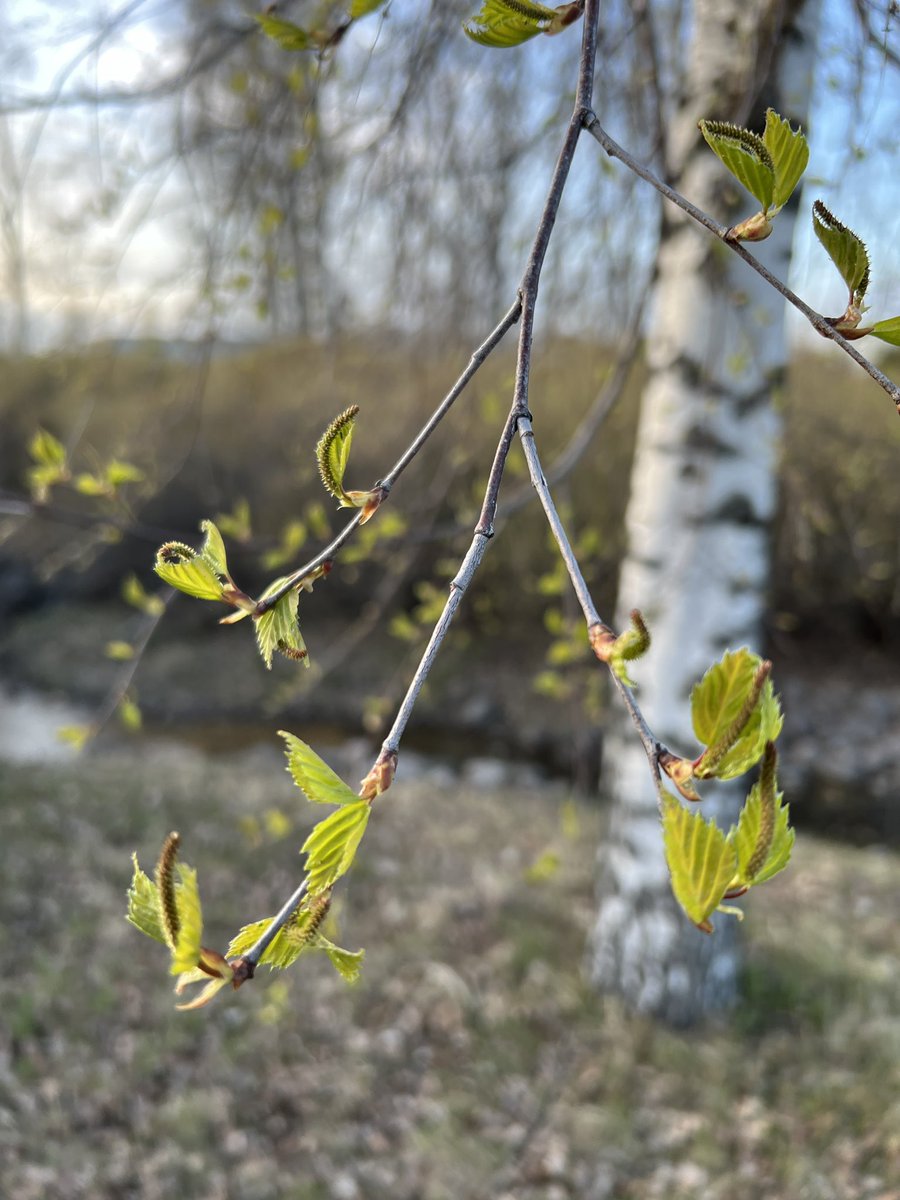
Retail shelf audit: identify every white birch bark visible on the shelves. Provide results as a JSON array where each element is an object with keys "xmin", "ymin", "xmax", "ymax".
[{"xmin": 588, "ymin": 0, "xmax": 820, "ymax": 1025}]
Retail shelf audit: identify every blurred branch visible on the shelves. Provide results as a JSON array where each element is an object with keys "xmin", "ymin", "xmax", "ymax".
[
  {"xmin": 583, "ymin": 114, "xmax": 900, "ymax": 413},
  {"xmin": 851, "ymin": 0, "xmax": 900, "ymax": 70},
  {"xmin": 87, "ymin": 589, "xmax": 174, "ymax": 742},
  {"xmin": 0, "ymin": 489, "xmax": 189, "ymax": 546}
]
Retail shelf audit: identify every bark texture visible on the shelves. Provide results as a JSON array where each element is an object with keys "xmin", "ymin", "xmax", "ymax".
[{"xmin": 588, "ymin": 0, "xmax": 820, "ymax": 1025}]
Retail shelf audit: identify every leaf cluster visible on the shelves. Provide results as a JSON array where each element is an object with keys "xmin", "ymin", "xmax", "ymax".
[
  {"xmin": 699, "ymin": 109, "xmax": 808, "ymax": 242},
  {"xmin": 699, "ymin": 112, "xmax": 900, "ymax": 343},
  {"xmin": 127, "ymin": 759, "xmax": 369, "ymax": 1010},
  {"xmin": 659, "ymin": 651, "xmax": 793, "ymax": 930}
]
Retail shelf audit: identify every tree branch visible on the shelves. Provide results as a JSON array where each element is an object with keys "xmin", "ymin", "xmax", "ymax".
[
  {"xmin": 516, "ymin": 414, "xmax": 662, "ymax": 776},
  {"xmin": 255, "ymin": 298, "xmax": 522, "ymax": 614},
  {"xmin": 583, "ymin": 113, "xmax": 900, "ymax": 413},
  {"xmin": 245, "ymin": 0, "xmax": 606, "ymax": 968}
]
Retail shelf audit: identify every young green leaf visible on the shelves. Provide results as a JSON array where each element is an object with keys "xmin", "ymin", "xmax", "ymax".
[
  {"xmin": 105, "ymin": 460, "xmax": 144, "ymax": 487},
  {"xmin": 691, "ymin": 649, "xmax": 783, "ymax": 780},
  {"xmin": 226, "ymin": 908, "xmax": 319, "ymax": 970},
  {"xmin": 763, "ymin": 108, "xmax": 809, "ymax": 210},
  {"xmin": 74, "ymin": 473, "xmax": 110, "ymax": 496},
  {"xmin": 302, "ymin": 800, "xmax": 371, "ymax": 896},
  {"xmin": 126, "ymin": 855, "xmax": 168, "ymax": 944},
  {"xmin": 255, "ymin": 13, "xmax": 311, "ymax": 51},
  {"xmin": 170, "ymin": 864, "xmax": 203, "ymax": 975},
  {"xmin": 699, "ymin": 120, "xmax": 775, "ymax": 210},
  {"xmin": 254, "ymin": 585, "xmax": 308, "ymax": 669},
  {"xmin": 155, "ymin": 541, "xmax": 225, "ymax": 601},
  {"xmin": 730, "ymin": 747, "xmax": 793, "ymax": 887},
  {"xmin": 279, "ymin": 732, "xmax": 359, "ymax": 806},
  {"xmin": 29, "ymin": 427, "xmax": 67, "ymax": 468},
  {"xmin": 200, "ymin": 519, "xmax": 229, "ymax": 578},
  {"xmin": 119, "ymin": 696, "xmax": 143, "ymax": 732},
  {"xmin": 812, "ymin": 200, "xmax": 870, "ymax": 305},
  {"xmin": 316, "ymin": 405, "xmax": 359, "ymax": 504},
  {"xmin": 607, "ymin": 609, "xmax": 650, "ymax": 687},
  {"xmin": 321, "ymin": 938, "xmax": 365, "ymax": 983},
  {"xmin": 350, "ymin": 0, "xmax": 387, "ymax": 16},
  {"xmin": 105, "ymin": 641, "xmax": 135, "ymax": 661},
  {"xmin": 463, "ymin": 0, "xmax": 557, "ymax": 47},
  {"xmin": 870, "ymin": 316, "xmax": 900, "ymax": 346},
  {"xmin": 661, "ymin": 792, "xmax": 737, "ymax": 930}
]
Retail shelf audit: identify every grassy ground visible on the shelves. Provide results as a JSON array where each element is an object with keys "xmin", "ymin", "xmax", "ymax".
[{"xmin": 1, "ymin": 738, "xmax": 898, "ymax": 1199}]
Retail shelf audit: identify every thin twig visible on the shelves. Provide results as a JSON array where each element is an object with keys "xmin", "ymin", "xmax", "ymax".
[
  {"xmin": 583, "ymin": 113, "xmax": 900, "ymax": 412},
  {"xmin": 517, "ymin": 414, "xmax": 661, "ymax": 775},
  {"xmin": 255, "ymin": 298, "xmax": 522, "ymax": 614}
]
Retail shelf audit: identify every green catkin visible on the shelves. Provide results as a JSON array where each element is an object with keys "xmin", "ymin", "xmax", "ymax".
[
  {"xmin": 316, "ymin": 405, "xmax": 359, "ymax": 499},
  {"xmin": 747, "ymin": 743, "xmax": 777, "ymax": 879}
]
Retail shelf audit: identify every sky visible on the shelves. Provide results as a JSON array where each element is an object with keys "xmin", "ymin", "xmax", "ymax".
[{"xmin": 1, "ymin": 0, "xmax": 898, "ymax": 352}]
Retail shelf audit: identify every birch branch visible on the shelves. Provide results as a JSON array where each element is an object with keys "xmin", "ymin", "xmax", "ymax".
[{"xmin": 583, "ymin": 113, "xmax": 900, "ymax": 412}]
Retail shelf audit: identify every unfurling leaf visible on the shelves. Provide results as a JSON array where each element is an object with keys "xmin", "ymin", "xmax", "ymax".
[
  {"xmin": 589, "ymin": 610, "xmax": 650, "ymax": 687},
  {"xmin": 254, "ymin": 585, "xmax": 308, "ymax": 669},
  {"xmin": 730, "ymin": 744, "xmax": 793, "ymax": 887},
  {"xmin": 812, "ymin": 200, "xmax": 870, "ymax": 306},
  {"xmin": 200, "ymin": 519, "xmax": 229, "ymax": 578},
  {"xmin": 126, "ymin": 855, "xmax": 168, "ymax": 944},
  {"xmin": 699, "ymin": 119, "xmax": 775, "ymax": 211},
  {"xmin": 870, "ymin": 316, "xmax": 900, "ymax": 346},
  {"xmin": 661, "ymin": 792, "xmax": 737, "ymax": 930},
  {"xmin": 463, "ymin": 0, "xmax": 567, "ymax": 47},
  {"xmin": 763, "ymin": 108, "xmax": 809, "ymax": 211},
  {"xmin": 170, "ymin": 864, "xmax": 203, "ymax": 976},
  {"xmin": 321, "ymin": 938, "xmax": 365, "ymax": 983},
  {"xmin": 346, "ymin": 484, "xmax": 387, "ymax": 524},
  {"xmin": 691, "ymin": 649, "xmax": 782, "ymax": 780},
  {"xmin": 316, "ymin": 405, "xmax": 359, "ymax": 504},
  {"xmin": 302, "ymin": 800, "xmax": 371, "ymax": 896},
  {"xmin": 280, "ymin": 732, "xmax": 359, "ymax": 806},
  {"xmin": 155, "ymin": 540, "xmax": 225, "ymax": 602}
]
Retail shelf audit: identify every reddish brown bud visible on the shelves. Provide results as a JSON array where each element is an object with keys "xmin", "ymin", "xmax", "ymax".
[{"xmin": 359, "ymin": 749, "xmax": 397, "ymax": 801}]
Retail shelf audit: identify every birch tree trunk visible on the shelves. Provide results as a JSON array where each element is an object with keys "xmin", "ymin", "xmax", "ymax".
[{"xmin": 588, "ymin": 0, "xmax": 820, "ymax": 1025}]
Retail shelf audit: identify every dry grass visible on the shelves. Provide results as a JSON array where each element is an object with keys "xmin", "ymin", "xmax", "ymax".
[{"xmin": 1, "ymin": 738, "xmax": 897, "ymax": 1199}]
